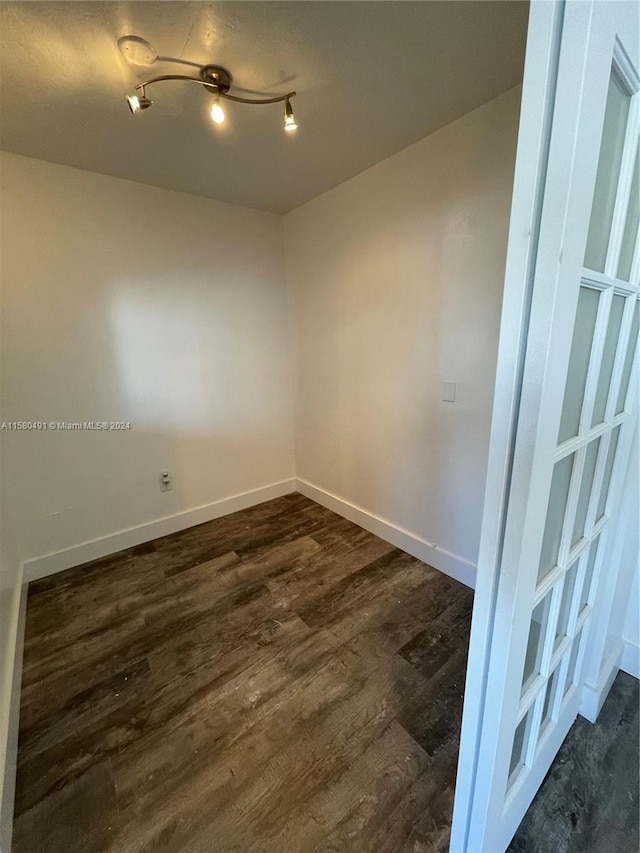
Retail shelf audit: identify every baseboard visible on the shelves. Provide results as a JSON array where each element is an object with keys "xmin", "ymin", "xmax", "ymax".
[
  {"xmin": 579, "ymin": 645, "xmax": 621, "ymax": 723},
  {"xmin": 21, "ymin": 475, "xmax": 476, "ymax": 590},
  {"xmin": 295, "ymin": 478, "xmax": 476, "ymax": 589},
  {"xmin": 0, "ymin": 573, "xmax": 27, "ymax": 853},
  {"xmin": 23, "ymin": 479, "xmax": 297, "ymax": 582},
  {"xmin": 620, "ymin": 639, "xmax": 640, "ymax": 680}
]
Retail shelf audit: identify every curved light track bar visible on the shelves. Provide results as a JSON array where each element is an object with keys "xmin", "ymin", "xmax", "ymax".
[{"xmin": 134, "ymin": 75, "xmax": 296, "ymax": 104}]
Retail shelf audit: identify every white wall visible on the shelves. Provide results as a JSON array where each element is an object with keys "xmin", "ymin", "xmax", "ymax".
[
  {"xmin": 284, "ymin": 87, "xmax": 520, "ymax": 579},
  {"xmin": 607, "ymin": 430, "xmax": 639, "ymax": 660},
  {"xmin": 580, "ymin": 421, "xmax": 639, "ymax": 721},
  {"xmin": 0, "ymin": 153, "xmax": 295, "ymax": 564},
  {"xmin": 1, "ymin": 86, "xmax": 521, "ymax": 581},
  {"xmin": 616, "ymin": 429, "xmax": 639, "ymax": 679},
  {"xmin": 622, "ymin": 558, "xmax": 639, "ymax": 676}
]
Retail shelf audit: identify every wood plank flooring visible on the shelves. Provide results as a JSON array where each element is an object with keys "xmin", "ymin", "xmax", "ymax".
[
  {"xmin": 509, "ymin": 670, "xmax": 639, "ymax": 853},
  {"xmin": 13, "ymin": 493, "xmax": 474, "ymax": 853}
]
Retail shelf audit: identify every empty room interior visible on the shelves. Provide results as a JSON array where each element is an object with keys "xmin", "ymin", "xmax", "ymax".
[{"xmin": 0, "ymin": 1, "xmax": 638, "ymax": 852}]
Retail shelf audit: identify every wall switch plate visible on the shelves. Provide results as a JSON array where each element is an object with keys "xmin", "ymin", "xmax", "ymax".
[
  {"xmin": 442, "ymin": 380, "xmax": 456, "ymax": 403},
  {"xmin": 159, "ymin": 471, "xmax": 172, "ymax": 492}
]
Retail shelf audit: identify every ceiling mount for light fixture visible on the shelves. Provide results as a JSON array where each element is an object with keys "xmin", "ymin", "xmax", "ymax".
[
  {"xmin": 118, "ymin": 35, "xmax": 158, "ymax": 67},
  {"xmin": 200, "ymin": 65, "xmax": 232, "ymax": 94},
  {"xmin": 126, "ymin": 62, "xmax": 297, "ymax": 133}
]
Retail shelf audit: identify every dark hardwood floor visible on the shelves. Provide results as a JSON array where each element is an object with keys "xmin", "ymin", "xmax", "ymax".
[
  {"xmin": 13, "ymin": 493, "xmax": 474, "ymax": 853},
  {"xmin": 509, "ymin": 670, "xmax": 639, "ymax": 853}
]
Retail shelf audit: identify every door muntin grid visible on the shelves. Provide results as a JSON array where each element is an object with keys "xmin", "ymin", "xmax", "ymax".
[
  {"xmin": 508, "ymin": 287, "xmax": 639, "ymax": 795},
  {"xmin": 506, "ymin": 52, "xmax": 640, "ymax": 797}
]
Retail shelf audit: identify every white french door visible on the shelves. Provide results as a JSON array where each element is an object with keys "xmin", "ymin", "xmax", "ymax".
[{"xmin": 450, "ymin": 1, "xmax": 640, "ymax": 851}]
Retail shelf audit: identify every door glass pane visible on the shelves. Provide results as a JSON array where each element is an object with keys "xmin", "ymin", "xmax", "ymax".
[
  {"xmin": 523, "ymin": 594, "xmax": 551, "ymax": 688},
  {"xmin": 509, "ymin": 716, "xmax": 527, "ymax": 778},
  {"xmin": 559, "ymin": 287, "xmax": 600, "ymax": 443},
  {"xmin": 596, "ymin": 425, "xmax": 621, "ymax": 520},
  {"xmin": 541, "ymin": 665, "xmax": 561, "ymax": 733},
  {"xmin": 564, "ymin": 630, "xmax": 583, "ymax": 699},
  {"xmin": 538, "ymin": 454, "xmax": 575, "ymax": 583},
  {"xmin": 584, "ymin": 71, "xmax": 631, "ymax": 272},
  {"xmin": 555, "ymin": 561, "xmax": 579, "ymax": 650},
  {"xmin": 509, "ymin": 706, "xmax": 533, "ymax": 782},
  {"xmin": 617, "ymin": 146, "xmax": 639, "ymax": 282},
  {"xmin": 580, "ymin": 535, "xmax": 600, "ymax": 612},
  {"xmin": 572, "ymin": 438, "xmax": 601, "ymax": 546},
  {"xmin": 592, "ymin": 295, "xmax": 625, "ymax": 425},
  {"xmin": 615, "ymin": 301, "xmax": 639, "ymax": 414}
]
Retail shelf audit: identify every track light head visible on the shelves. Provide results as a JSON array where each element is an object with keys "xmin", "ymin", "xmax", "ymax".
[
  {"xmin": 284, "ymin": 97, "xmax": 297, "ymax": 132},
  {"xmin": 127, "ymin": 93, "xmax": 152, "ymax": 114}
]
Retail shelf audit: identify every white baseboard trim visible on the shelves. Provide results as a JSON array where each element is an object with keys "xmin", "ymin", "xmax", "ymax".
[
  {"xmin": 579, "ymin": 645, "xmax": 621, "ymax": 723},
  {"xmin": 23, "ymin": 479, "xmax": 297, "ymax": 583},
  {"xmin": 295, "ymin": 478, "xmax": 476, "ymax": 589},
  {"xmin": 0, "ymin": 572, "xmax": 27, "ymax": 853},
  {"xmin": 620, "ymin": 639, "xmax": 640, "ymax": 680},
  {"xmin": 21, "ymin": 477, "xmax": 476, "ymax": 591}
]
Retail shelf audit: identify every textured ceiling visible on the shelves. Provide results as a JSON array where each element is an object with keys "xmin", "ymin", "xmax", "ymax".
[{"xmin": 0, "ymin": 1, "xmax": 528, "ymax": 213}]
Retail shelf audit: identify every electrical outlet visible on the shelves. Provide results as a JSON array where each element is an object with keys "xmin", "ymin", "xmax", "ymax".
[{"xmin": 159, "ymin": 471, "xmax": 172, "ymax": 492}]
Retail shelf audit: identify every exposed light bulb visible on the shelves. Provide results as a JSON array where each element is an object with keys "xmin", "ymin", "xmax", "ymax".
[
  {"xmin": 284, "ymin": 97, "xmax": 297, "ymax": 132},
  {"xmin": 211, "ymin": 97, "xmax": 225, "ymax": 124}
]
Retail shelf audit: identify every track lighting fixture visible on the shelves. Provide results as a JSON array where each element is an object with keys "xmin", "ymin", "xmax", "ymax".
[{"xmin": 126, "ymin": 64, "xmax": 297, "ymax": 133}]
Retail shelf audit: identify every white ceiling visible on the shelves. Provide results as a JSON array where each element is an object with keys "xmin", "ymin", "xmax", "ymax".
[{"xmin": 0, "ymin": 1, "xmax": 528, "ymax": 213}]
